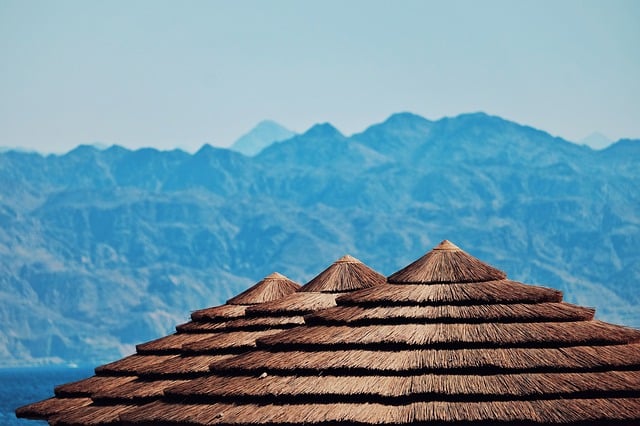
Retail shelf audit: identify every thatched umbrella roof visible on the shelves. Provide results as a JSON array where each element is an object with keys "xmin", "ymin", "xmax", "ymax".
[
  {"xmin": 119, "ymin": 240, "xmax": 640, "ymax": 425},
  {"xmin": 15, "ymin": 272, "xmax": 301, "ymax": 424},
  {"xmin": 17, "ymin": 256, "xmax": 386, "ymax": 425}
]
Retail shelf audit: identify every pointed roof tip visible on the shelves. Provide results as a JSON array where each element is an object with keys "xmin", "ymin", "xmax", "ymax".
[
  {"xmin": 388, "ymin": 240, "xmax": 507, "ymax": 284},
  {"xmin": 264, "ymin": 272, "xmax": 287, "ymax": 279},
  {"xmin": 335, "ymin": 255, "xmax": 361, "ymax": 264},
  {"xmin": 301, "ymin": 256, "xmax": 386, "ymax": 293},
  {"xmin": 226, "ymin": 272, "xmax": 301, "ymax": 305},
  {"xmin": 434, "ymin": 240, "xmax": 461, "ymax": 251}
]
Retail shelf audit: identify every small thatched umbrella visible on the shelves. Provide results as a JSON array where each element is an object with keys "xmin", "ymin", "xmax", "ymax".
[
  {"xmin": 18, "ymin": 255, "xmax": 386, "ymax": 425},
  {"xmin": 15, "ymin": 272, "xmax": 301, "ymax": 424},
  {"xmin": 121, "ymin": 241, "xmax": 640, "ymax": 425}
]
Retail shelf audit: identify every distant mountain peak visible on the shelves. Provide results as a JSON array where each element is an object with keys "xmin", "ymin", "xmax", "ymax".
[
  {"xmin": 230, "ymin": 120, "xmax": 295, "ymax": 156},
  {"xmin": 580, "ymin": 132, "xmax": 612, "ymax": 150},
  {"xmin": 302, "ymin": 122, "xmax": 345, "ymax": 140},
  {"xmin": 383, "ymin": 112, "xmax": 432, "ymax": 126}
]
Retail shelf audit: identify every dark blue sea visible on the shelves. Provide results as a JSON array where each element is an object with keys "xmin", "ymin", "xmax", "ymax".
[{"xmin": 0, "ymin": 366, "xmax": 94, "ymax": 425}]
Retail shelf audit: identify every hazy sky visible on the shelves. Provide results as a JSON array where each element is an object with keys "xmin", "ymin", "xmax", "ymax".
[{"xmin": 1, "ymin": 0, "xmax": 638, "ymax": 153}]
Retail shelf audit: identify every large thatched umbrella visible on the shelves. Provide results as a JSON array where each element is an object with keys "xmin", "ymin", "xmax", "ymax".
[
  {"xmin": 18, "ymin": 255, "xmax": 386, "ymax": 425},
  {"xmin": 120, "ymin": 241, "xmax": 640, "ymax": 425},
  {"xmin": 15, "ymin": 272, "xmax": 301, "ymax": 423}
]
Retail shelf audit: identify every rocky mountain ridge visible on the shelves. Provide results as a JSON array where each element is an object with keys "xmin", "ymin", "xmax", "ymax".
[{"xmin": 0, "ymin": 112, "xmax": 638, "ymax": 366}]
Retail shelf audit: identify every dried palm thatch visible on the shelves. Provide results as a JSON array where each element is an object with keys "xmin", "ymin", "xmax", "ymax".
[
  {"xmin": 211, "ymin": 344, "xmax": 640, "ymax": 374},
  {"xmin": 120, "ymin": 398, "xmax": 640, "ymax": 425},
  {"xmin": 302, "ymin": 255, "xmax": 386, "ymax": 292},
  {"xmin": 118, "ymin": 240, "xmax": 640, "ymax": 425},
  {"xmin": 305, "ymin": 302, "xmax": 596, "ymax": 325},
  {"xmin": 14, "ymin": 397, "xmax": 92, "ymax": 421},
  {"xmin": 388, "ymin": 240, "xmax": 507, "ymax": 284},
  {"xmin": 16, "ymin": 272, "xmax": 300, "ymax": 422},
  {"xmin": 226, "ymin": 272, "xmax": 301, "ymax": 305},
  {"xmin": 245, "ymin": 292, "xmax": 337, "ymax": 316}
]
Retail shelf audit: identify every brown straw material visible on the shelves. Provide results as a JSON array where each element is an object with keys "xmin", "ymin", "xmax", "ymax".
[
  {"xmin": 190, "ymin": 304, "xmax": 247, "ymax": 321},
  {"xmin": 49, "ymin": 403, "xmax": 137, "ymax": 426},
  {"xmin": 337, "ymin": 280, "xmax": 563, "ymax": 306},
  {"xmin": 305, "ymin": 302, "xmax": 595, "ymax": 325},
  {"xmin": 212, "ymin": 344, "xmax": 640, "ymax": 374},
  {"xmin": 302, "ymin": 255, "xmax": 386, "ymax": 292},
  {"xmin": 167, "ymin": 370, "xmax": 640, "ymax": 400},
  {"xmin": 176, "ymin": 315, "xmax": 305, "ymax": 333},
  {"xmin": 15, "ymin": 397, "xmax": 93, "ymax": 420},
  {"xmin": 226, "ymin": 272, "xmax": 301, "ymax": 305},
  {"xmin": 246, "ymin": 292, "xmax": 338, "ymax": 315},
  {"xmin": 54, "ymin": 376, "xmax": 137, "ymax": 397},
  {"xmin": 119, "ymin": 398, "xmax": 640, "ymax": 425},
  {"xmin": 388, "ymin": 240, "xmax": 507, "ymax": 284},
  {"xmin": 256, "ymin": 321, "xmax": 640, "ymax": 349}
]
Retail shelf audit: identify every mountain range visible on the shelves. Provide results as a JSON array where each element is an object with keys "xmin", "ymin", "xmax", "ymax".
[{"xmin": 0, "ymin": 112, "xmax": 638, "ymax": 366}]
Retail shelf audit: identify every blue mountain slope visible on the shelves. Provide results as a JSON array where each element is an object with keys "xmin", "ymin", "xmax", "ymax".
[{"xmin": 0, "ymin": 112, "xmax": 638, "ymax": 366}]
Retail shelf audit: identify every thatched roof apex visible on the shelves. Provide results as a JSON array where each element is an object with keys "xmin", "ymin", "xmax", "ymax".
[
  {"xmin": 388, "ymin": 240, "xmax": 507, "ymax": 284},
  {"xmin": 226, "ymin": 272, "xmax": 301, "ymax": 305},
  {"xmin": 302, "ymin": 255, "xmax": 386, "ymax": 293}
]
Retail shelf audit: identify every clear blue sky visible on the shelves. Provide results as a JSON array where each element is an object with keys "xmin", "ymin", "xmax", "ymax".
[{"xmin": 1, "ymin": 0, "xmax": 638, "ymax": 153}]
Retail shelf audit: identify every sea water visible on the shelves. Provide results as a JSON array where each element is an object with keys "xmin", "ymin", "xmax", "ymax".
[{"xmin": 0, "ymin": 366, "xmax": 93, "ymax": 425}]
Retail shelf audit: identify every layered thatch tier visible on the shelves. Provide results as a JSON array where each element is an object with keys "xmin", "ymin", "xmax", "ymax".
[
  {"xmin": 18, "ymin": 256, "xmax": 386, "ymax": 425},
  {"xmin": 118, "ymin": 241, "xmax": 640, "ymax": 425},
  {"xmin": 118, "ymin": 398, "xmax": 640, "ymax": 425}
]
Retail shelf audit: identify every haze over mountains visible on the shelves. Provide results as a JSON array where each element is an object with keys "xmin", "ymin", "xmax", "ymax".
[
  {"xmin": 0, "ymin": 112, "xmax": 638, "ymax": 367},
  {"xmin": 229, "ymin": 120, "xmax": 296, "ymax": 156}
]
